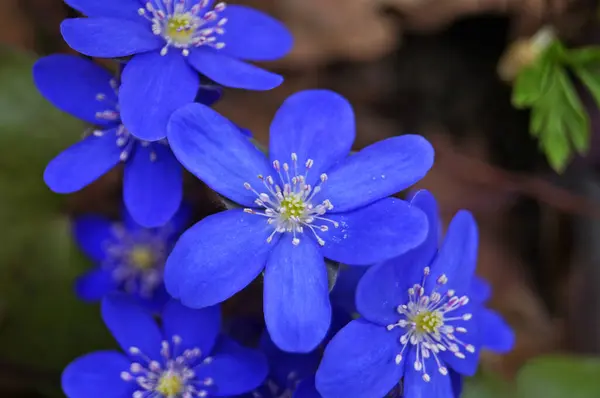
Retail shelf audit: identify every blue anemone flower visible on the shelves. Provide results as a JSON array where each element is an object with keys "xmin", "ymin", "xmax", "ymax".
[
  {"xmin": 164, "ymin": 89, "xmax": 434, "ymax": 353},
  {"xmin": 73, "ymin": 205, "xmax": 189, "ymax": 311},
  {"xmin": 240, "ymin": 307, "xmax": 351, "ymax": 398},
  {"xmin": 244, "ymin": 332, "xmax": 321, "ymax": 398},
  {"xmin": 62, "ymin": 294, "xmax": 268, "ymax": 398},
  {"xmin": 314, "ymin": 190, "xmax": 515, "ymax": 398},
  {"xmin": 33, "ymin": 54, "xmax": 222, "ymax": 227},
  {"xmin": 60, "ymin": 0, "xmax": 293, "ymax": 140}
]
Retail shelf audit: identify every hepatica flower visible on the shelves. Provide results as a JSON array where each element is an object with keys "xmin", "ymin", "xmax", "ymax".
[
  {"xmin": 34, "ymin": 54, "xmax": 221, "ymax": 227},
  {"xmin": 315, "ymin": 190, "xmax": 515, "ymax": 398},
  {"xmin": 73, "ymin": 206, "xmax": 189, "ymax": 310},
  {"xmin": 165, "ymin": 89, "xmax": 434, "ymax": 352},
  {"xmin": 241, "ymin": 307, "xmax": 350, "ymax": 398},
  {"xmin": 61, "ymin": 0, "xmax": 293, "ymax": 140},
  {"xmin": 62, "ymin": 294, "xmax": 268, "ymax": 398}
]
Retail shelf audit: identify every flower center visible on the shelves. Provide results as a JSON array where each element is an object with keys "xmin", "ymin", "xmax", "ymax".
[
  {"xmin": 139, "ymin": 0, "xmax": 228, "ymax": 56},
  {"xmin": 243, "ymin": 153, "xmax": 339, "ymax": 246},
  {"xmin": 412, "ymin": 310, "xmax": 444, "ymax": 334},
  {"xmin": 166, "ymin": 14, "xmax": 197, "ymax": 45},
  {"xmin": 156, "ymin": 372, "xmax": 183, "ymax": 396},
  {"xmin": 105, "ymin": 226, "xmax": 170, "ymax": 298},
  {"xmin": 121, "ymin": 335, "xmax": 215, "ymax": 398},
  {"xmin": 129, "ymin": 246, "xmax": 156, "ymax": 270},
  {"xmin": 386, "ymin": 267, "xmax": 474, "ymax": 382}
]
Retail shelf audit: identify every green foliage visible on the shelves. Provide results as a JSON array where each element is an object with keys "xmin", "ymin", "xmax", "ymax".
[
  {"xmin": 517, "ymin": 355, "xmax": 600, "ymax": 398},
  {"xmin": 512, "ymin": 40, "xmax": 600, "ymax": 172},
  {"xmin": 0, "ymin": 47, "xmax": 114, "ymax": 394},
  {"xmin": 463, "ymin": 355, "xmax": 600, "ymax": 398}
]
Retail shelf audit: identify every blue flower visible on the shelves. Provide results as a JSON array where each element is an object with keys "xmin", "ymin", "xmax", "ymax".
[
  {"xmin": 73, "ymin": 205, "xmax": 190, "ymax": 311},
  {"xmin": 33, "ymin": 54, "xmax": 221, "ymax": 227},
  {"xmin": 164, "ymin": 89, "xmax": 434, "ymax": 353},
  {"xmin": 329, "ymin": 265, "xmax": 367, "ymax": 317},
  {"xmin": 62, "ymin": 294, "xmax": 268, "ymax": 398},
  {"xmin": 244, "ymin": 332, "xmax": 321, "ymax": 398},
  {"xmin": 314, "ymin": 190, "xmax": 515, "ymax": 398},
  {"xmin": 240, "ymin": 307, "xmax": 351, "ymax": 398},
  {"xmin": 61, "ymin": 0, "xmax": 293, "ymax": 140}
]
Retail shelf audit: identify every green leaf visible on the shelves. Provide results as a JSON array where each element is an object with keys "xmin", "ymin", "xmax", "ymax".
[
  {"xmin": 512, "ymin": 39, "xmax": 591, "ymax": 172},
  {"xmin": 517, "ymin": 355, "xmax": 600, "ymax": 398},
  {"xmin": 0, "ymin": 46, "xmax": 114, "ymax": 390},
  {"xmin": 573, "ymin": 62, "xmax": 600, "ymax": 110},
  {"xmin": 567, "ymin": 47, "xmax": 600, "ymax": 66},
  {"xmin": 512, "ymin": 57, "xmax": 548, "ymax": 107}
]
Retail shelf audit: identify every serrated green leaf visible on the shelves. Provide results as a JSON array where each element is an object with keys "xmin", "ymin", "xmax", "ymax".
[
  {"xmin": 567, "ymin": 47, "xmax": 600, "ymax": 66},
  {"xmin": 512, "ymin": 61, "xmax": 547, "ymax": 107},
  {"xmin": 556, "ymin": 70, "xmax": 590, "ymax": 153},
  {"xmin": 514, "ymin": 39, "xmax": 592, "ymax": 172},
  {"xmin": 517, "ymin": 355, "xmax": 600, "ymax": 398},
  {"xmin": 574, "ymin": 63, "xmax": 600, "ymax": 109},
  {"xmin": 0, "ymin": 46, "xmax": 114, "ymax": 391}
]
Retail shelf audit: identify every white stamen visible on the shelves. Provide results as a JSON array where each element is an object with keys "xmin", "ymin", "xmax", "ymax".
[
  {"xmin": 139, "ymin": 0, "xmax": 228, "ymax": 56},
  {"xmin": 385, "ymin": 267, "xmax": 474, "ymax": 382},
  {"xmin": 242, "ymin": 153, "xmax": 339, "ymax": 246},
  {"xmin": 124, "ymin": 337, "xmax": 213, "ymax": 397}
]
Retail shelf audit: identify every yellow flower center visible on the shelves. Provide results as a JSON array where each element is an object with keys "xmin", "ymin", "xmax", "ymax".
[
  {"xmin": 129, "ymin": 246, "xmax": 155, "ymax": 270},
  {"xmin": 279, "ymin": 194, "xmax": 306, "ymax": 219},
  {"xmin": 413, "ymin": 310, "xmax": 444, "ymax": 334},
  {"xmin": 156, "ymin": 372, "xmax": 182, "ymax": 397},
  {"xmin": 166, "ymin": 14, "xmax": 196, "ymax": 45}
]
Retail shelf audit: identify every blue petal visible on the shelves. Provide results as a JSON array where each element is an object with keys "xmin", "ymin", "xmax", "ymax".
[
  {"xmin": 450, "ymin": 370, "xmax": 463, "ymax": 397},
  {"xmin": 403, "ymin": 349, "xmax": 454, "ymax": 398},
  {"xmin": 44, "ymin": 129, "xmax": 121, "ymax": 193},
  {"xmin": 196, "ymin": 84, "xmax": 223, "ymax": 106},
  {"xmin": 470, "ymin": 276, "xmax": 492, "ymax": 304},
  {"xmin": 329, "ymin": 266, "xmax": 366, "ymax": 316},
  {"xmin": 123, "ymin": 144, "xmax": 182, "ymax": 227},
  {"xmin": 480, "ymin": 309, "xmax": 515, "ymax": 354},
  {"xmin": 355, "ymin": 191, "xmax": 440, "ymax": 325},
  {"xmin": 101, "ymin": 294, "xmax": 163, "ymax": 360},
  {"xmin": 316, "ymin": 135, "xmax": 434, "ymax": 213},
  {"xmin": 258, "ymin": 332, "xmax": 320, "ymax": 388},
  {"xmin": 62, "ymin": 351, "xmax": 133, "ymax": 398},
  {"xmin": 61, "ymin": 18, "xmax": 162, "ymax": 57},
  {"xmin": 409, "ymin": 189, "xmax": 441, "ymax": 264},
  {"xmin": 65, "ymin": 0, "xmax": 143, "ymax": 21},
  {"xmin": 219, "ymin": 5, "xmax": 293, "ymax": 61},
  {"xmin": 269, "ymin": 90, "xmax": 355, "ymax": 186},
  {"xmin": 320, "ymin": 198, "xmax": 428, "ymax": 265},
  {"xmin": 264, "ymin": 236, "xmax": 331, "ymax": 353},
  {"xmin": 161, "ymin": 300, "xmax": 221, "ymax": 355},
  {"xmin": 72, "ymin": 215, "xmax": 114, "ymax": 262},
  {"xmin": 33, "ymin": 54, "xmax": 118, "ymax": 126},
  {"xmin": 427, "ymin": 211, "xmax": 478, "ymax": 293},
  {"xmin": 187, "ymin": 48, "xmax": 283, "ymax": 90},
  {"xmin": 168, "ymin": 103, "xmax": 272, "ymax": 207},
  {"xmin": 75, "ymin": 269, "xmax": 116, "ymax": 302},
  {"xmin": 195, "ymin": 337, "xmax": 268, "ymax": 396},
  {"xmin": 294, "ymin": 377, "xmax": 320, "ymax": 398},
  {"xmin": 120, "ymin": 51, "xmax": 199, "ymax": 140},
  {"xmin": 315, "ymin": 319, "xmax": 403, "ymax": 398},
  {"xmin": 165, "ymin": 209, "xmax": 276, "ymax": 308},
  {"xmin": 121, "ymin": 200, "xmax": 190, "ymax": 236},
  {"xmin": 355, "ymin": 261, "xmax": 411, "ymax": 327}
]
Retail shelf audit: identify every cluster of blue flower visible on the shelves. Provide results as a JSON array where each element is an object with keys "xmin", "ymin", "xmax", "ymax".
[{"xmin": 35, "ymin": 1, "xmax": 515, "ymax": 397}]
